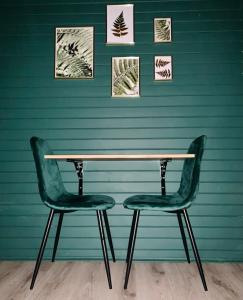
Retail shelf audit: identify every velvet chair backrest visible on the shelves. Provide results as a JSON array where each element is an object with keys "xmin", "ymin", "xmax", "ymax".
[
  {"xmin": 178, "ymin": 135, "xmax": 207, "ymax": 202},
  {"xmin": 30, "ymin": 137, "xmax": 66, "ymax": 203}
]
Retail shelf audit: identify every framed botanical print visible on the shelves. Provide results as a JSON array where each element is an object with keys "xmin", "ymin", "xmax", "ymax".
[
  {"xmin": 154, "ymin": 56, "xmax": 172, "ymax": 80},
  {"xmin": 112, "ymin": 57, "xmax": 139, "ymax": 97},
  {"xmin": 154, "ymin": 18, "xmax": 172, "ymax": 42},
  {"xmin": 55, "ymin": 27, "xmax": 94, "ymax": 79},
  {"xmin": 107, "ymin": 4, "xmax": 134, "ymax": 45}
]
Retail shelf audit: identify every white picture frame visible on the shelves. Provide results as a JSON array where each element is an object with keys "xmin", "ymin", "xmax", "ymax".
[
  {"xmin": 107, "ymin": 4, "xmax": 134, "ymax": 45},
  {"xmin": 55, "ymin": 27, "xmax": 94, "ymax": 79},
  {"xmin": 154, "ymin": 56, "xmax": 172, "ymax": 80},
  {"xmin": 154, "ymin": 18, "xmax": 172, "ymax": 43},
  {"xmin": 112, "ymin": 57, "xmax": 140, "ymax": 97}
]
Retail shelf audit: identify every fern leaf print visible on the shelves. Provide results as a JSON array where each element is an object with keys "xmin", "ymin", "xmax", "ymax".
[
  {"xmin": 156, "ymin": 59, "xmax": 170, "ymax": 68},
  {"xmin": 55, "ymin": 27, "xmax": 94, "ymax": 79},
  {"xmin": 154, "ymin": 56, "xmax": 172, "ymax": 80},
  {"xmin": 112, "ymin": 12, "xmax": 128, "ymax": 37},
  {"xmin": 154, "ymin": 18, "xmax": 171, "ymax": 42},
  {"xmin": 112, "ymin": 57, "xmax": 139, "ymax": 97}
]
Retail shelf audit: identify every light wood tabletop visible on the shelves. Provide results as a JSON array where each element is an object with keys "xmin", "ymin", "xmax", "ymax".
[{"xmin": 44, "ymin": 153, "xmax": 195, "ymax": 161}]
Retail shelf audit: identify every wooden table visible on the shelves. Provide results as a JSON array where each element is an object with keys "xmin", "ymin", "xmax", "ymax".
[{"xmin": 45, "ymin": 154, "xmax": 195, "ymax": 196}]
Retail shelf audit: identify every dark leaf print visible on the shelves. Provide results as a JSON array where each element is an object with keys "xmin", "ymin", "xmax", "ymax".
[
  {"xmin": 112, "ymin": 11, "xmax": 128, "ymax": 37},
  {"xmin": 156, "ymin": 69, "xmax": 171, "ymax": 79},
  {"xmin": 156, "ymin": 59, "xmax": 170, "ymax": 68},
  {"xmin": 63, "ymin": 42, "xmax": 79, "ymax": 57}
]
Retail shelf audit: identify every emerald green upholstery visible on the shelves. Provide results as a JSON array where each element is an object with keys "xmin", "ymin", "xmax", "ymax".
[
  {"xmin": 123, "ymin": 136, "xmax": 208, "ymax": 291},
  {"xmin": 124, "ymin": 135, "xmax": 206, "ymax": 212},
  {"xmin": 30, "ymin": 137, "xmax": 115, "ymax": 211},
  {"xmin": 30, "ymin": 137, "xmax": 115, "ymax": 290}
]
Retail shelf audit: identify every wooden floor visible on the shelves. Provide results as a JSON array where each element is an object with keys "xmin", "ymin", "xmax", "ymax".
[{"xmin": 0, "ymin": 261, "xmax": 243, "ymax": 300}]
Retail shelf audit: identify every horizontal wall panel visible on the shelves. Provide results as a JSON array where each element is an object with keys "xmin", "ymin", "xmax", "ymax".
[
  {"xmin": 0, "ymin": 0, "xmax": 242, "ymax": 262},
  {"xmin": 1, "ymin": 237, "xmax": 243, "ymax": 252},
  {"xmin": 1, "ymin": 159, "xmax": 243, "ymax": 172},
  {"xmin": 0, "ymin": 59, "xmax": 240, "ymax": 75},
  {"xmin": 0, "ymin": 32, "xmax": 240, "ymax": 47},
  {"xmin": 1, "ymin": 138, "xmax": 243, "ymax": 150},
  {"xmin": 0, "ymin": 249, "xmax": 242, "ymax": 262},
  {"xmin": 0, "ymin": 74, "xmax": 242, "ymax": 87},
  {"xmin": 1, "ymin": 106, "xmax": 243, "ymax": 120},
  {"xmin": 0, "ymin": 1, "xmax": 239, "ymax": 15},
  {"xmin": 1, "ymin": 215, "xmax": 243, "ymax": 229},
  {"xmin": 1, "ymin": 41, "xmax": 242, "ymax": 57},
  {"xmin": 0, "ymin": 95, "xmax": 242, "ymax": 107},
  {"xmin": 0, "ymin": 170, "xmax": 242, "ymax": 183},
  {"xmin": 1, "ymin": 226, "xmax": 243, "ymax": 240}
]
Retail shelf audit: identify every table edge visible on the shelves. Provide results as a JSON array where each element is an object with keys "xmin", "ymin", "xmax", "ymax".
[{"xmin": 44, "ymin": 154, "xmax": 195, "ymax": 161}]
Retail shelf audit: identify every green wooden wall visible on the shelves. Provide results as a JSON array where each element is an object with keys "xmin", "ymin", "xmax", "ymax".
[{"xmin": 0, "ymin": 0, "xmax": 242, "ymax": 262}]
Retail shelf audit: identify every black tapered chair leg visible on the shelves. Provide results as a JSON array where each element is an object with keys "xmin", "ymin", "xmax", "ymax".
[
  {"xmin": 102, "ymin": 210, "xmax": 116, "ymax": 262},
  {"xmin": 126, "ymin": 211, "xmax": 136, "ymax": 263},
  {"xmin": 177, "ymin": 211, "xmax": 190, "ymax": 263},
  {"xmin": 182, "ymin": 209, "xmax": 208, "ymax": 291},
  {"xmin": 97, "ymin": 210, "xmax": 112, "ymax": 289},
  {"xmin": 124, "ymin": 210, "xmax": 140, "ymax": 289},
  {"xmin": 52, "ymin": 212, "xmax": 64, "ymax": 262},
  {"xmin": 30, "ymin": 209, "xmax": 55, "ymax": 289}
]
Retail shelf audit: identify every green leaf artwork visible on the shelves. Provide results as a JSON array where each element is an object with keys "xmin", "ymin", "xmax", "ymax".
[
  {"xmin": 154, "ymin": 18, "xmax": 171, "ymax": 42},
  {"xmin": 112, "ymin": 11, "xmax": 128, "ymax": 37},
  {"xmin": 55, "ymin": 27, "xmax": 93, "ymax": 79},
  {"xmin": 112, "ymin": 57, "xmax": 139, "ymax": 97}
]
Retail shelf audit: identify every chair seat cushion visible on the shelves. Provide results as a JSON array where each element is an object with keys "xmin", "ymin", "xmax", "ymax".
[
  {"xmin": 123, "ymin": 193, "xmax": 191, "ymax": 212},
  {"xmin": 45, "ymin": 194, "xmax": 115, "ymax": 211}
]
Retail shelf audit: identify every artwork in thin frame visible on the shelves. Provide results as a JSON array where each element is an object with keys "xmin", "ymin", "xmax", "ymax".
[
  {"xmin": 107, "ymin": 4, "xmax": 134, "ymax": 45},
  {"xmin": 55, "ymin": 27, "xmax": 94, "ymax": 79},
  {"xmin": 154, "ymin": 18, "xmax": 172, "ymax": 43},
  {"xmin": 112, "ymin": 57, "xmax": 140, "ymax": 97},
  {"xmin": 154, "ymin": 56, "xmax": 172, "ymax": 81}
]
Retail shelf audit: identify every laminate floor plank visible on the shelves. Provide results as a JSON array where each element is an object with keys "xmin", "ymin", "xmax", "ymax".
[{"xmin": 0, "ymin": 262, "xmax": 243, "ymax": 300}]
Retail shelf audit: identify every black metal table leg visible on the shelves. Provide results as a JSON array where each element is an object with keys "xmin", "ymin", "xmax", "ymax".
[
  {"xmin": 160, "ymin": 159, "xmax": 169, "ymax": 196},
  {"xmin": 52, "ymin": 212, "xmax": 64, "ymax": 262},
  {"xmin": 124, "ymin": 210, "xmax": 140, "ymax": 289},
  {"xmin": 97, "ymin": 210, "xmax": 112, "ymax": 289},
  {"xmin": 30, "ymin": 209, "xmax": 55, "ymax": 289},
  {"xmin": 72, "ymin": 160, "xmax": 84, "ymax": 195},
  {"xmin": 177, "ymin": 211, "xmax": 190, "ymax": 263},
  {"xmin": 103, "ymin": 210, "xmax": 116, "ymax": 262},
  {"xmin": 182, "ymin": 209, "xmax": 208, "ymax": 291}
]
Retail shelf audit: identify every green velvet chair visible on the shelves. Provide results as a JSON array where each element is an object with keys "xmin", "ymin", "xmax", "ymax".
[
  {"xmin": 29, "ymin": 137, "xmax": 115, "ymax": 289},
  {"xmin": 123, "ymin": 135, "xmax": 208, "ymax": 291}
]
